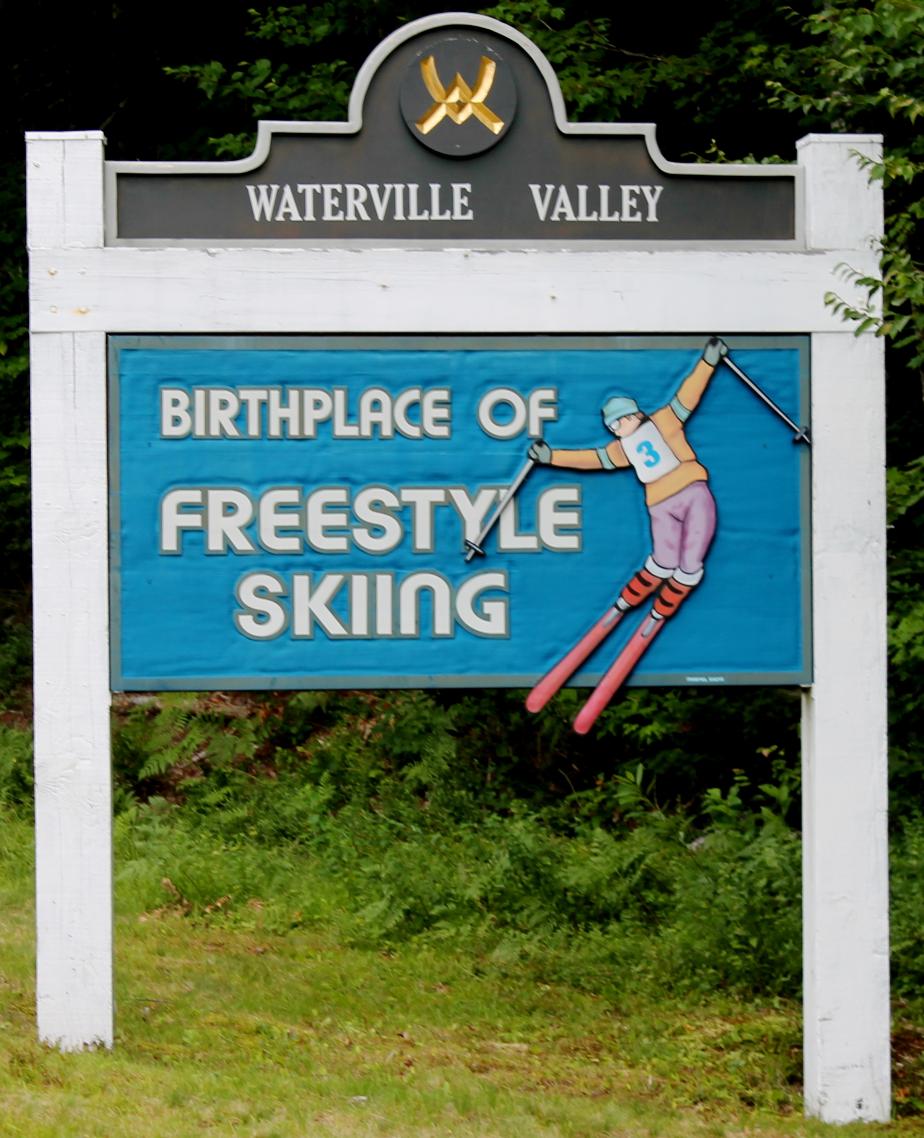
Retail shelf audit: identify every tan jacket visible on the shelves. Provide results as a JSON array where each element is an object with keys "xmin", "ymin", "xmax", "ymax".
[{"xmin": 550, "ymin": 357, "xmax": 714, "ymax": 507}]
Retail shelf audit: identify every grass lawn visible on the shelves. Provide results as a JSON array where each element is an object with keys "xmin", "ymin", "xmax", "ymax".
[{"xmin": 1, "ymin": 871, "xmax": 922, "ymax": 1138}]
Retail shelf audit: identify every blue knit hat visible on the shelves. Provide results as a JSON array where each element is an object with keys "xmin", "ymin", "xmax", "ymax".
[{"xmin": 601, "ymin": 395, "xmax": 640, "ymax": 426}]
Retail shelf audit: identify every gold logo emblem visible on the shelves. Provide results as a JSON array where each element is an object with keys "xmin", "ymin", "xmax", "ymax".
[{"xmin": 416, "ymin": 55, "xmax": 505, "ymax": 136}]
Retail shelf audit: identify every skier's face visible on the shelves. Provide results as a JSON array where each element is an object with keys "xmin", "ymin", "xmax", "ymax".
[{"xmin": 611, "ymin": 413, "xmax": 643, "ymax": 438}]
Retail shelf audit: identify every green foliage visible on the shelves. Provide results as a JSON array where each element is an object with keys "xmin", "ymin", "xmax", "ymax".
[
  {"xmin": 751, "ymin": 0, "xmax": 924, "ymax": 369},
  {"xmin": 739, "ymin": 0, "xmax": 924, "ymax": 792},
  {"xmin": 164, "ymin": 2, "xmax": 412, "ymax": 157},
  {"xmin": 111, "ymin": 788, "xmax": 804, "ymax": 1000},
  {"xmin": 0, "ymin": 611, "xmax": 31, "ymax": 710},
  {"xmin": 0, "ymin": 725, "xmax": 33, "ymax": 812},
  {"xmin": 0, "ymin": 164, "xmax": 30, "ymax": 582},
  {"xmin": 110, "ymin": 685, "xmax": 802, "ymax": 832},
  {"xmin": 105, "ymin": 691, "xmax": 806, "ymax": 999},
  {"xmin": 886, "ymin": 456, "xmax": 924, "ymax": 808},
  {"xmin": 888, "ymin": 458, "xmax": 924, "ymax": 660},
  {"xmin": 2, "ymin": 676, "xmax": 921, "ymax": 1076},
  {"xmin": 111, "ymin": 692, "xmax": 270, "ymax": 809},
  {"xmin": 101, "ymin": 692, "xmax": 909, "ymax": 1010},
  {"xmin": 891, "ymin": 814, "xmax": 924, "ymax": 1003},
  {"xmin": 163, "ymin": 0, "xmax": 820, "ymax": 163},
  {"xmin": 484, "ymin": 0, "xmax": 813, "ymax": 147},
  {"xmin": 0, "ymin": 867, "xmax": 816, "ymax": 1136}
]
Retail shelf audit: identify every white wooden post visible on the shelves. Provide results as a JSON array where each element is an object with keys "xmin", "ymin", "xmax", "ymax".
[
  {"xmin": 798, "ymin": 134, "xmax": 890, "ymax": 1122},
  {"xmin": 27, "ymin": 132, "xmax": 113, "ymax": 1049}
]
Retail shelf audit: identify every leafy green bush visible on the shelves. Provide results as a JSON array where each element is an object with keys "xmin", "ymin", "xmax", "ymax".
[
  {"xmin": 890, "ymin": 814, "xmax": 924, "ymax": 1003},
  {"xmin": 0, "ymin": 723, "xmax": 33, "ymax": 811},
  {"xmin": 108, "ymin": 689, "xmax": 806, "ymax": 1001},
  {"xmin": 0, "ymin": 164, "xmax": 30, "ymax": 586},
  {"xmin": 113, "ymin": 795, "xmax": 804, "ymax": 998}
]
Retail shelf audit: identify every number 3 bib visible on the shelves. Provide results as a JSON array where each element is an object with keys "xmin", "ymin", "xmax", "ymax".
[{"xmin": 624, "ymin": 421, "xmax": 681, "ymax": 484}]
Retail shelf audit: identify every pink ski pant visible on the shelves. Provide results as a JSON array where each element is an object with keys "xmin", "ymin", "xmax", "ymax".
[{"xmin": 648, "ymin": 481, "xmax": 717, "ymax": 575}]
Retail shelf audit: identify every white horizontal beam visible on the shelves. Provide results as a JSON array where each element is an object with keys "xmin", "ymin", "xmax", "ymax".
[{"xmin": 29, "ymin": 245, "xmax": 877, "ymax": 334}]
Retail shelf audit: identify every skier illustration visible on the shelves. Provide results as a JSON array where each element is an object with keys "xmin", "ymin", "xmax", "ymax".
[
  {"xmin": 459, "ymin": 334, "xmax": 808, "ymax": 732},
  {"xmin": 525, "ymin": 335, "xmax": 729, "ymax": 731},
  {"xmin": 532, "ymin": 336, "xmax": 726, "ymax": 616}
]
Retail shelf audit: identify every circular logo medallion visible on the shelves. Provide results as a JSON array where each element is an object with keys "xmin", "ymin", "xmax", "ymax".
[{"xmin": 399, "ymin": 35, "xmax": 517, "ymax": 157}]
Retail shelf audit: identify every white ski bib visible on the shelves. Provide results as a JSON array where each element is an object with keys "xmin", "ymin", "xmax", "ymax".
[{"xmin": 624, "ymin": 421, "xmax": 680, "ymax": 484}]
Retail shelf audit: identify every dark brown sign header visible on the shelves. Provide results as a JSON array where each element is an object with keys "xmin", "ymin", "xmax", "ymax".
[{"xmin": 107, "ymin": 15, "xmax": 800, "ymax": 245}]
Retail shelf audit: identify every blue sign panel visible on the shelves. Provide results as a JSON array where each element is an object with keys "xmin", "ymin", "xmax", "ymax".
[{"xmin": 109, "ymin": 335, "xmax": 811, "ymax": 691}]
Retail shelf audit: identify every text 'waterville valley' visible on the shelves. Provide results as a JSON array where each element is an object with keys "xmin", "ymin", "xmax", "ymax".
[{"xmin": 245, "ymin": 182, "xmax": 665, "ymax": 224}]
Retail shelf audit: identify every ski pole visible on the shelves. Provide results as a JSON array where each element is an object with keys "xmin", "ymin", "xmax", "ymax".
[
  {"xmin": 464, "ymin": 457, "xmax": 535, "ymax": 562},
  {"xmin": 721, "ymin": 355, "xmax": 811, "ymax": 446}
]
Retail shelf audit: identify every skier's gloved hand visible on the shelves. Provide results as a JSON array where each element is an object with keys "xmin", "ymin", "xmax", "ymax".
[
  {"xmin": 528, "ymin": 439, "xmax": 552, "ymax": 465},
  {"xmin": 702, "ymin": 336, "xmax": 728, "ymax": 367}
]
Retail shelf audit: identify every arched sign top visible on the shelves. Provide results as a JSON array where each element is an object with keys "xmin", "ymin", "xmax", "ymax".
[{"xmin": 106, "ymin": 12, "xmax": 801, "ymax": 247}]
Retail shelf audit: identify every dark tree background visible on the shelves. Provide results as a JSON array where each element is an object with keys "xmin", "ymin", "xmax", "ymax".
[{"xmin": 3, "ymin": 1, "xmax": 920, "ymax": 812}]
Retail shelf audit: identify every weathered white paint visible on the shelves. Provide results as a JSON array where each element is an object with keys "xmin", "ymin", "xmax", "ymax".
[
  {"xmin": 31, "ymin": 331, "xmax": 112, "ymax": 1048},
  {"xmin": 800, "ymin": 137, "xmax": 890, "ymax": 1123},
  {"xmin": 26, "ymin": 127, "xmax": 889, "ymax": 1118},
  {"xmin": 27, "ymin": 132, "xmax": 106, "ymax": 249},
  {"xmin": 28, "ymin": 133, "xmax": 113, "ymax": 1051},
  {"xmin": 798, "ymin": 133, "xmax": 884, "ymax": 251},
  {"xmin": 29, "ymin": 246, "xmax": 872, "ymax": 334}
]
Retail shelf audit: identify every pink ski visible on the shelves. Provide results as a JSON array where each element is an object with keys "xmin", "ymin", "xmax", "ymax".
[
  {"xmin": 526, "ymin": 604, "xmax": 625, "ymax": 713},
  {"xmin": 573, "ymin": 612, "xmax": 665, "ymax": 735}
]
